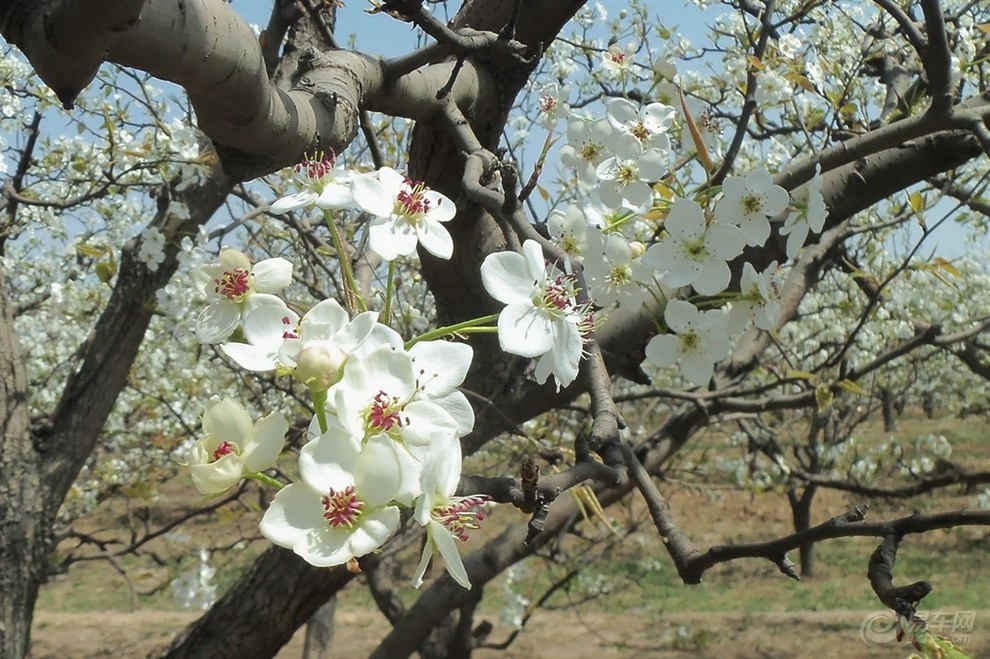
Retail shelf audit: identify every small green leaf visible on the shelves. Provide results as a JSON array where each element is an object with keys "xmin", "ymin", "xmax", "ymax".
[{"xmin": 836, "ymin": 379, "xmax": 868, "ymax": 396}]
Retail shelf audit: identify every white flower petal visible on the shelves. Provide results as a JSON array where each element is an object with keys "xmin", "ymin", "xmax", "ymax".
[
  {"xmin": 203, "ymin": 398, "xmax": 254, "ymax": 444},
  {"xmin": 241, "ymin": 411, "xmax": 288, "ymax": 473},
  {"xmin": 665, "ymin": 198, "xmax": 705, "ymax": 241},
  {"xmin": 417, "ymin": 219, "xmax": 454, "ymax": 259},
  {"xmin": 412, "ymin": 538, "xmax": 435, "ymax": 588},
  {"xmin": 270, "ymin": 191, "xmax": 318, "ymax": 214},
  {"xmin": 431, "ymin": 519, "xmax": 471, "ymax": 589},
  {"xmin": 299, "ymin": 427, "xmax": 361, "ymax": 492},
  {"xmin": 350, "ymin": 174, "xmax": 393, "ymax": 217},
  {"xmin": 428, "ymin": 391, "xmax": 475, "ymax": 437},
  {"xmin": 694, "ymin": 259, "xmax": 731, "ymax": 295},
  {"xmin": 645, "ymin": 333, "xmax": 680, "ymax": 367},
  {"xmin": 294, "ymin": 526, "xmax": 353, "ymax": 567},
  {"xmin": 259, "ymin": 483, "xmax": 328, "ymax": 548},
  {"xmin": 497, "ymin": 303, "xmax": 555, "ymax": 357},
  {"xmin": 481, "ymin": 251, "xmax": 535, "ymax": 304},
  {"xmin": 680, "ymin": 353, "xmax": 715, "ymax": 386},
  {"xmin": 409, "ymin": 341, "xmax": 473, "ymax": 396},
  {"xmin": 189, "ymin": 456, "xmax": 244, "ymax": 495},
  {"xmin": 369, "ymin": 217, "xmax": 417, "ymax": 261},
  {"xmin": 346, "ymin": 507, "xmax": 400, "ymax": 557},
  {"xmin": 354, "ymin": 435, "xmax": 404, "ymax": 506},
  {"xmin": 219, "ymin": 341, "xmax": 280, "ymax": 371},
  {"xmin": 402, "ymin": 401, "xmax": 458, "ymax": 446},
  {"xmin": 252, "ymin": 257, "xmax": 293, "ymax": 294},
  {"xmin": 195, "ymin": 300, "xmax": 241, "ymax": 344}
]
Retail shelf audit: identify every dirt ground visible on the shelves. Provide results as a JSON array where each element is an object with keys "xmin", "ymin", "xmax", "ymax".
[
  {"xmin": 29, "ymin": 607, "xmax": 990, "ymax": 658},
  {"xmin": 27, "ymin": 415, "xmax": 990, "ymax": 658}
]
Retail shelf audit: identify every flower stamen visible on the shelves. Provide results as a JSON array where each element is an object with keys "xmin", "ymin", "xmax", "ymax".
[
  {"xmin": 368, "ymin": 391, "xmax": 405, "ymax": 432},
  {"xmin": 435, "ymin": 495, "xmax": 489, "ymax": 542},
  {"xmin": 214, "ymin": 268, "xmax": 250, "ymax": 301},
  {"xmin": 322, "ymin": 485, "xmax": 363, "ymax": 528}
]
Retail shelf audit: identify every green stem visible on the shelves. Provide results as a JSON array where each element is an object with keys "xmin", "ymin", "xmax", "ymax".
[
  {"xmin": 382, "ymin": 259, "xmax": 396, "ymax": 326},
  {"xmin": 325, "ymin": 211, "xmax": 367, "ymax": 314},
  {"xmin": 404, "ymin": 313, "xmax": 500, "ymax": 349},
  {"xmin": 311, "ymin": 387, "xmax": 329, "ymax": 434},
  {"xmin": 248, "ymin": 472, "xmax": 284, "ymax": 490}
]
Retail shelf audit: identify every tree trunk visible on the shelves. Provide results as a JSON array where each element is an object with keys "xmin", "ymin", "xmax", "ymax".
[
  {"xmin": 881, "ymin": 389, "xmax": 897, "ymax": 432},
  {"xmin": 0, "ymin": 262, "xmax": 48, "ymax": 659},
  {"xmin": 787, "ymin": 486, "xmax": 818, "ymax": 578},
  {"xmin": 0, "ymin": 167, "xmax": 232, "ymax": 659},
  {"xmin": 302, "ymin": 597, "xmax": 336, "ymax": 659},
  {"xmin": 922, "ymin": 391, "xmax": 936, "ymax": 419},
  {"xmin": 152, "ymin": 548, "xmax": 356, "ymax": 659}
]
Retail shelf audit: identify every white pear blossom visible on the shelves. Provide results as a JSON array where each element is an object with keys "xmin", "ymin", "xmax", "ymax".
[
  {"xmin": 351, "ymin": 167, "xmax": 456, "ymax": 260},
  {"xmin": 480, "ymin": 240, "xmax": 588, "ymax": 389},
  {"xmin": 714, "ymin": 168, "xmax": 790, "ymax": 247},
  {"xmin": 535, "ymin": 82, "xmax": 570, "ymax": 129},
  {"xmin": 583, "ymin": 230, "xmax": 650, "ymax": 309},
  {"xmin": 547, "ymin": 203, "xmax": 601, "ymax": 258},
  {"xmin": 269, "ymin": 152, "xmax": 356, "ymax": 214},
  {"xmin": 188, "ymin": 398, "xmax": 288, "ymax": 495},
  {"xmin": 601, "ymin": 43, "xmax": 637, "ymax": 78},
  {"xmin": 645, "ymin": 300, "xmax": 731, "ymax": 386},
  {"xmin": 191, "ymin": 248, "xmax": 293, "ymax": 344},
  {"xmin": 595, "ymin": 141, "xmax": 667, "ymax": 212},
  {"xmin": 220, "ymin": 299, "xmax": 376, "ymax": 382},
  {"xmin": 605, "ymin": 98, "xmax": 675, "ymax": 151},
  {"xmin": 560, "ymin": 117, "xmax": 613, "ymax": 185},
  {"xmin": 643, "ymin": 197, "xmax": 745, "ymax": 295},
  {"xmin": 728, "ymin": 261, "xmax": 783, "ymax": 333},
  {"xmin": 777, "ymin": 33, "xmax": 803, "ymax": 59},
  {"xmin": 260, "ymin": 426, "xmax": 403, "ymax": 567},
  {"xmin": 137, "ymin": 227, "xmax": 166, "ymax": 272},
  {"xmin": 755, "ymin": 69, "xmax": 794, "ymax": 105},
  {"xmin": 277, "ymin": 299, "xmax": 378, "ymax": 376},
  {"xmin": 330, "ymin": 344, "xmax": 461, "ymax": 458},
  {"xmin": 413, "ymin": 436, "xmax": 487, "ymax": 590},
  {"xmin": 780, "ymin": 165, "xmax": 829, "ymax": 258}
]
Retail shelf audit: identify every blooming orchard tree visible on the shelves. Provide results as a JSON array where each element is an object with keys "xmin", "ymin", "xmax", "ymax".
[{"xmin": 1, "ymin": 1, "xmax": 989, "ymax": 658}]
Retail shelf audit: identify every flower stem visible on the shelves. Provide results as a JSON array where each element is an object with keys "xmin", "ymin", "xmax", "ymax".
[
  {"xmin": 248, "ymin": 472, "xmax": 284, "ymax": 490},
  {"xmin": 324, "ymin": 211, "xmax": 367, "ymax": 314},
  {"xmin": 382, "ymin": 259, "xmax": 396, "ymax": 326},
  {"xmin": 404, "ymin": 313, "xmax": 500, "ymax": 349},
  {"xmin": 311, "ymin": 387, "xmax": 329, "ymax": 434}
]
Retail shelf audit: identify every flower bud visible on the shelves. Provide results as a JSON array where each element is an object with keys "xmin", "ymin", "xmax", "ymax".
[{"xmin": 294, "ymin": 341, "xmax": 348, "ymax": 391}]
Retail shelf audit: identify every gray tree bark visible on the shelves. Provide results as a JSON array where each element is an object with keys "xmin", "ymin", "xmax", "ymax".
[{"xmin": 0, "ymin": 165, "xmax": 233, "ymax": 657}]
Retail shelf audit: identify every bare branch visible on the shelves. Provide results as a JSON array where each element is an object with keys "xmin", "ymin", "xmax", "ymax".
[{"xmin": 868, "ymin": 534, "xmax": 932, "ymax": 616}]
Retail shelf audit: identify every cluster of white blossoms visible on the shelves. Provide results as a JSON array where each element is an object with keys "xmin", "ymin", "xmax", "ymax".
[
  {"xmin": 269, "ymin": 152, "xmax": 456, "ymax": 261},
  {"xmin": 479, "ymin": 168, "xmax": 824, "ymax": 388},
  {"xmin": 187, "ymin": 246, "xmax": 486, "ymax": 589},
  {"xmin": 481, "ymin": 240, "xmax": 595, "ymax": 390},
  {"xmin": 507, "ymin": 87, "xmax": 829, "ymax": 387},
  {"xmin": 180, "ymin": 53, "xmax": 832, "ymax": 582}
]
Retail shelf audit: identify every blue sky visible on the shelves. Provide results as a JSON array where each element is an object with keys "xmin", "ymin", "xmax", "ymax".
[{"xmin": 233, "ymin": 0, "xmax": 987, "ymax": 262}]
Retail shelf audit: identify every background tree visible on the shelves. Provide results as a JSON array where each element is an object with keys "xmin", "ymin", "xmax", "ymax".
[{"xmin": 1, "ymin": 0, "xmax": 988, "ymax": 658}]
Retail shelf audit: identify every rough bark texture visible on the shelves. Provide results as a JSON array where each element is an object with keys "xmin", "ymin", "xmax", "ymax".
[
  {"xmin": 150, "ymin": 548, "xmax": 355, "ymax": 659},
  {"xmin": 302, "ymin": 598, "xmax": 336, "ymax": 659},
  {"xmin": 788, "ymin": 486, "xmax": 819, "ymax": 578},
  {"xmin": 0, "ymin": 164, "xmax": 233, "ymax": 658},
  {"xmin": 0, "ymin": 264, "xmax": 45, "ymax": 659}
]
